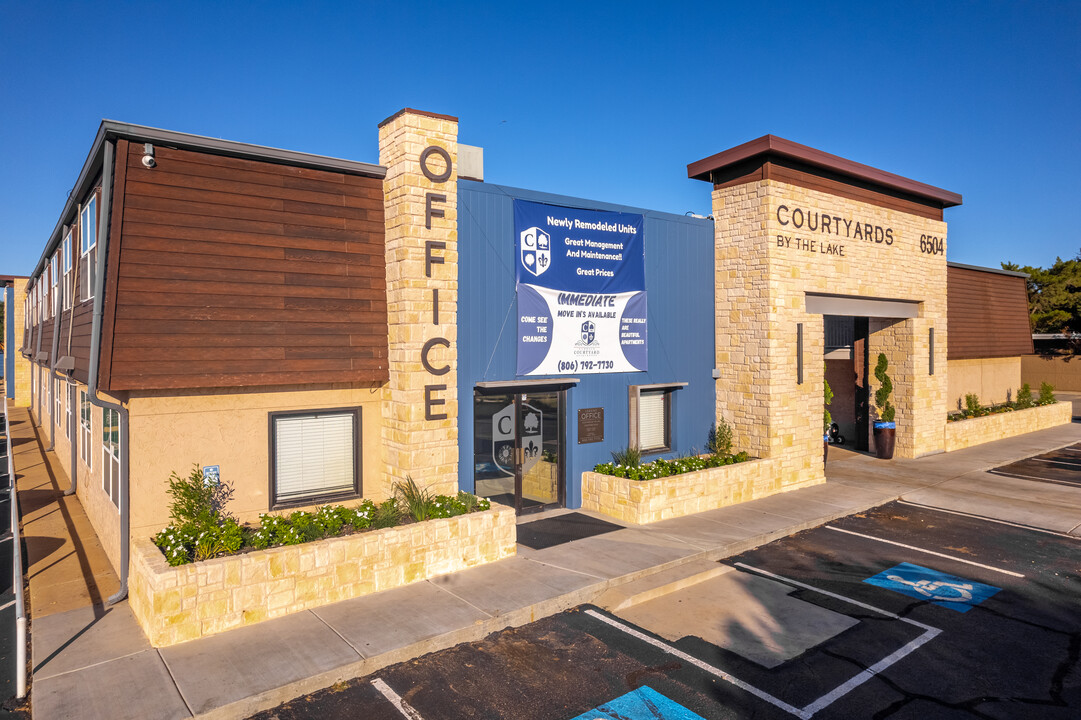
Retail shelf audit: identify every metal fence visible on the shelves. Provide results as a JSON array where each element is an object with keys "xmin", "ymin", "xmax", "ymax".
[{"xmin": 2, "ymin": 397, "xmax": 26, "ymax": 698}]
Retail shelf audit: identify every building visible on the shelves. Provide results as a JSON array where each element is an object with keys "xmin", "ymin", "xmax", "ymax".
[{"xmin": 10, "ymin": 110, "xmax": 1041, "ymax": 605}]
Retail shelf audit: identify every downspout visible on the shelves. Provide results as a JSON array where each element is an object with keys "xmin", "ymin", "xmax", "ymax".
[
  {"xmin": 64, "ymin": 231, "xmax": 82, "ymax": 496},
  {"xmin": 30, "ymin": 290, "xmax": 42, "ymax": 426},
  {"xmin": 83, "ymin": 140, "xmax": 130, "ymax": 605},
  {"xmin": 66, "ymin": 377, "xmax": 77, "ymax": 496},
  {"xmin": 46, "ymin": 247, "xmax": 65, "ymax": 452}
]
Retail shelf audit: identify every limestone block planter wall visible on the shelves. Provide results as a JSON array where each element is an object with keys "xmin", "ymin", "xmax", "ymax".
[
  {"xmin": 943, "ymin": 402, "xmax": 1073, "ymax": 452},
  {"xmin": 582, "ymin": 457, "xmax": 811, "ymax": 525},
  {"xmin": 129, "ymin": 504, "xmax": 516, "ymax": 647}
]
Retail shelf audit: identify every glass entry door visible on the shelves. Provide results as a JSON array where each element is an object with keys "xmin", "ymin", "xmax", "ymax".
[{"xmin": 473, "ymin": 389, "xmax": 564, "ymax": 514}]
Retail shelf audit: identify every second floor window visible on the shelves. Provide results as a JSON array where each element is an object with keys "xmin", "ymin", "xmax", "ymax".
[{"xmin": 80, "ymin": 195, "xmax": 97, "ymax": 302}]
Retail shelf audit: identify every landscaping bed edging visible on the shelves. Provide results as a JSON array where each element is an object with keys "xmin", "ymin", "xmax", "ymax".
[
  {"xmin": 129, "ymin": 503, "xmax": 516, "ymax": 647},
  {"xmin": 943, "ymin": 401, "xmax": 1073, "ymax": 452},
  {"xmin": 582, "ymin": 456, "xmax": 783, "ymax": 524}
]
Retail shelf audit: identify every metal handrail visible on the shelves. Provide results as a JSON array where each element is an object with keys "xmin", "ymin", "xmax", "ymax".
[{"xmin": 3, "ymin": 397, "xmax": 26, "ymax": 698}]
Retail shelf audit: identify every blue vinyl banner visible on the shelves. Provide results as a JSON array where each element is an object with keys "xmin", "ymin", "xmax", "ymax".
[{"xmin": 515, "ymin": 199, "xmax": 647, "ymax": 375}]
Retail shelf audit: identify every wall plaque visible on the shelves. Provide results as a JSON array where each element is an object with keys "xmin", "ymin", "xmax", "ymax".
[{"xmin": 578, "ymin": 407, "xmax": 604, "ymax": 444}]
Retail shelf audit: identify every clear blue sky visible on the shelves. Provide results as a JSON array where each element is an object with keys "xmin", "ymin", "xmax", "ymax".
[{"xmin": 2, "ymin": 1, "xmax": 1078, "ymax": 277}]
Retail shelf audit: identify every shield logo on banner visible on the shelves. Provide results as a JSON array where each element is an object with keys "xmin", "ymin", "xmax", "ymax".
[
  {"xmin": 491, "ymin": 402, "xmax": 543, "ymax": 475},
  {"xmin": 520, "ymin": 226, "xmax": 551, "ymax": 277},
  {"xmin": 580, "ymin": 320, "xmax": 595, "ymax": 345}
]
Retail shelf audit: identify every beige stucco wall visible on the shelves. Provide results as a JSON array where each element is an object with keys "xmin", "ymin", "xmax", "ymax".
[
  {"xmin": 948, "ymin": 357, "xmax": 1023, "ymax": 410},
  {"xmin": 713, "ymin": 180, "xmax": 948, "ymax": 481},
  {"xmin": 127, "ymin": 384, "xmax": 386, "ymax": 545},
  {"xmin": 1021, "ymin": 355, "xmax": 1081, "ymax": 392},
  {"xmin": 28, "ymin": 372, "xmax": 125, "ymax": 574}
]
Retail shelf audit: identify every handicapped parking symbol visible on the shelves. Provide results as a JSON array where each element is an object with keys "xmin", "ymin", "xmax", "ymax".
[
  {"xmin": 864, "ymin": 562, "xmax": 1000, "ymax": 613},
  {"xmin": 885, "ymin": 575, "xmax": 973, "ymax": 603}
]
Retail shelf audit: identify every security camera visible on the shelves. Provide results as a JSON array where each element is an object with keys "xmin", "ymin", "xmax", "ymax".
[{"xmin": 142, "ymin": 154, "xmax": 156, "ymax": 169}]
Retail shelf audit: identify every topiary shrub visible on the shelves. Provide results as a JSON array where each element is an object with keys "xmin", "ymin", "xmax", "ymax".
[
  {"xmin": 823, "ymin": 367, "xmax": 834, "ymax": 435},
  {"xmin": 1038, "ymin": 382, "xmax": 1056, "ymax": 406},
  {"xmin": 874, "ymin": 353, "xmax": 895, "ymax": 423},
  {"xmin": 1015, "ymin": 384, "xmax": 1034, "ymax": 409}
]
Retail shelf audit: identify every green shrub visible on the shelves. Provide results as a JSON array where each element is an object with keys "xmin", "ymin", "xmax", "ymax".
[
  {"xmin": 611, "ymin": 445, "xmax": 642, "ymax": 467},
  {"xmin": 874, "ymin": 354, "xmax": 895, "ymax": 423},
  {"xmin": 1015, "ymin": 384, "xmax": 1034, "ymax": 409},
  {"xmin": 394, "ymin": 476, "xmax": 437, "ymax": 522},
  {"xmin": 166, "ymin": 465, "xmax": 235, "ymax": 529},
  {"xmin": 593, "ymin": 450, "xmax": 750, "ymax": 481},
  {"xmin": 371, "ymin": 498, "xmax": 403, "ymax": 529},
  {"xmin": 1038, "ymin": 382, "xmax": 1056, "ymax": 406},
  {"xmin": 707, "ymin": 419, "xmax": 733, "ymax": 456},
  {"xmin": 964, "ymin": 393, "xmax": 981, "ymax": 416},
  {"xmin": 824, "ymin": 369, "xmax": 834, "ymax": 435}
]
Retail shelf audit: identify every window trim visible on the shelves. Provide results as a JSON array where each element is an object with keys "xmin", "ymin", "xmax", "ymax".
[
  {"xmin": 79, "ymin": 194, "xmax": 98, "ymax": 302},
  {"xmin": 54, "ymin": 377, "xmax": 63, "ymax": 429},
  {"xmin": 102, "ymin": 407, "xmax": 121, "ymax": 508},
  {"xmin": 628, "ymin": 382, "xmax": 686, "ymax": 455},
  {"xmin": 49, "ymin": 252, "xmax": 58, "ymax": 318},
  {"xmin": 267, "ymin": 407, "xmax": 362, "ymax": 510},
  {"xmin": 79, "ymin": 390, "xmax": 93, "ymax": 470},
  {"xmin": 62, "ymin": 230, "xmax": 73, "ymax": 310}
]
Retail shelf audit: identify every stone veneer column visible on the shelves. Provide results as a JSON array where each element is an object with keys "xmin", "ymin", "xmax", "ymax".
[
  {"xmin": 377, "ymin": 109, "xmax": 459, "ymax": 495},
  {"xmin": 712, "ymin": 175, "xmax": 948, "ymax": 490}
]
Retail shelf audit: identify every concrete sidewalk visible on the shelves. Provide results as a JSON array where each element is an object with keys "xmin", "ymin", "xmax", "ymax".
[{"xmin": 21, "ymin": 416, "xmax": 1081, "ymax": 720}]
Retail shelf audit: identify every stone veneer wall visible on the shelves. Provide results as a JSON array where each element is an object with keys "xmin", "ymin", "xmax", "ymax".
[
  {"xmin": 581, "ymin": 457, "xmax": 815, "ymax": 525},
  {"xmin": 378, "ymin": 110, "xmax": 459, "ymax": 495},
  {"xmin": 712, "ymin": 179, "xmax": 949, "ymax": 488},
  {"xmin": 129, "ymin": 504, "xmax": 516, "ymax": 647},
  {"xmin": 8, "ymin": 279, "xmax": 31, "ymax": 406},
  {"xmin": 943, "ymin": 401, "xmax": 1073, "ymax": 452}
]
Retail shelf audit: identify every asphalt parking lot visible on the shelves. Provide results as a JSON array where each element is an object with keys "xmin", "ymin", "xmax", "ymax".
[
  {"xmin": 250, "ymin": 500, "xmax": 1081, "ymax": 719},
  {"xmin": 991, "ymin": 442, "xmax": 1081, "ymax": 488}
]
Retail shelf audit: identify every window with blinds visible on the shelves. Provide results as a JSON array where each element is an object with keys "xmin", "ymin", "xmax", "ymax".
[
  {"xmin": 638, "ymin": 389, "xmax": 669, "ymax": 451},
  {"xmin": 272, "ymin": 410, "xmax": 360, "ymax": 506}
]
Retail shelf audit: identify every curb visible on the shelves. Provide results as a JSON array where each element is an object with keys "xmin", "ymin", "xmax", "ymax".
[{"xmin": 192, "ymin": 489, "xmax": 898, "ymax": 719}]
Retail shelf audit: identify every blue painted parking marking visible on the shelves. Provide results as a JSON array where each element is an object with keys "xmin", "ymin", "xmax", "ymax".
[
  {"xmin": 864, "ymin": 562, "xmax": 1001, "ymax": 613},
  {"xmin": 569, "ymin": 686, "xmax": 706, "ymax": 720}
]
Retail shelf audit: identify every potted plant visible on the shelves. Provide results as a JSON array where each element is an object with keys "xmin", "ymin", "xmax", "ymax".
[
  {"xmin": 823, "ymin": 367, "xmax": 833, "ymax": 462},
  {"xmin": 872, "ymin": 353, "xmax": 895, "ymax": 459}
]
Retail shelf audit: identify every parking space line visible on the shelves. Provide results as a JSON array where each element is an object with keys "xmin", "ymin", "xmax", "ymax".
[
  {"xmin": 897, "ymin": 500, "xmax": 1081, "ymax": 540},
  {"xmin": 588, "ymin": 565, "xmax": 942, "ymax": 718},
  {"xmin": 987, "ymin": 468, "xmax": 1081, "ymax": 488},
  {"xmin": 825, "ymin": 526, "xmax": 1024, "ymax": 577},
  {"xmin": 1031, "ymin": 457, "xmax": 1081, "ymax": 467},
  {"xmin": 372, "ymin": 678, "xmax": 424, "ymax": 720}
]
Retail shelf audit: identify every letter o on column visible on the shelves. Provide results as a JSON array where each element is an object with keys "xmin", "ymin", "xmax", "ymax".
[{"xmin": 420, "ymin": 146, "xmax": 453, "ymax": 183}]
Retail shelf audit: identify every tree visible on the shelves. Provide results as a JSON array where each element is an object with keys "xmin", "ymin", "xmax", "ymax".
[{"xmin": 1002, "ymin": 251, "xmax": 1081, "ymax": 334}]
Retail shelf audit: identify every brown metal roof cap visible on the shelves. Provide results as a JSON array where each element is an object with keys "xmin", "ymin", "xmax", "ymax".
[{"xmin": 687, "ymin": 134, "xmax": 962, "ymax": 208}]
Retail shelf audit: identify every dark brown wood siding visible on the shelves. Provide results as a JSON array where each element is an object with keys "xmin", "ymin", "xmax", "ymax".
[
  {"xmin": 101, "ymin": 142, "xmax": 388, "ymax": 391},
  {"xmin": 713, "ymin": 158, "xmax": 945, "ymax": 221},
  {"xmin": 947, "ymin": 265, "xmax": 1034, "ymax": 360}
]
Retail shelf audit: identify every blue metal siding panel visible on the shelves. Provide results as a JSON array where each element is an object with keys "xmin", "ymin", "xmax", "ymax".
[{"xmin": 457, "ymin": 180, "xmax": 715, "ymax": 508}]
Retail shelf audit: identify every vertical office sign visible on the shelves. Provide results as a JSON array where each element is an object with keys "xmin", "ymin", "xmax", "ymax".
[{"xmin": 515, "ymin": 200, "xmax": 646, "ymax": 375}]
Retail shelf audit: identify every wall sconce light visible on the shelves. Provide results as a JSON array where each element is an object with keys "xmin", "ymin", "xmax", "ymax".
[
  {"xmin": 797, "ymin": 323, "xmax": 804, "ymax": 384},
  {"xmin": 929, "ymin": 328, "xmax": 935, "ymax": 375}
]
